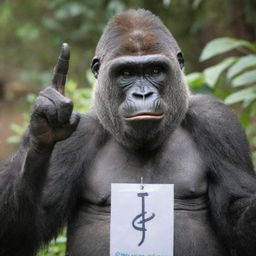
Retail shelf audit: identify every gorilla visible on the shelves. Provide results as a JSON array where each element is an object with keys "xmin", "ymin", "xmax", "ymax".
[{"xmin": 1, "ymin": 9, "xmax": 256, "ymax": 256}]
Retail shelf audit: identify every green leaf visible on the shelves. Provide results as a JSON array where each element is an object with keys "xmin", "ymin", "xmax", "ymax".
[
  {"xmin": 231, "ymin": 70, "xmax": 256, "ymax": 87},
  {"xmin": 192, "ymin": 0, "xmax": 202, "ymax": 9},
  {"xmin": 0, "ymin": 3, "xmax": 12, "ymax": 25},
  {"xmin": 203, "ymin": 57, "xmax": 237, "ymax": 88},
  {"xmin": 42, "ymin": 17, "xmax": 62, "ymax": 31},
  {"xmin": 200, "ymin": 37, "xmax": 256, "ymax": 61},
  {"xmin": 26, "ymin": 93, "xmax": 36, "ymax": 104},
  {"xmin": 55, "ymin": 3, "xmax": 86, "ymax": 20},
  {"xmin": 224, "ymin": 87, "xmax": 256, "ymax": 105},
  {"xmin": 163, "ymin": 0, "xmax": 171, "ymax": 6},
  {"xmin": 10, "ymin": 124, "xmax": 24, "ymax": 134},
  {"xmin": 239, "ymin": 111, "xmax": 251, "ymax": 126},
  {"xmin": 86, "ymin": 70, "xmax": 96, "ymax": 86},
  {"xmin": 251, "ymin": 103, "xmax": 256, "ymax": 117},
  {"xmin": 227, "ymin": 55, "xmax": 256, "ymax": 78},
  {"xmin": 242, "ymin": 98, "xmax": 255, "ymax": 108},
  {"xmin": 16, "ymin": 23, "xmax": 39, "ymax": 41},
  {"xmin": 6, "ymin": 136, "xmax": 20, "ymax": 144},
  {"xmin": 186, "ymin": 72, "xmax": 204, "ymax": 88},
  {"xmin": 252, "ymin": 152, "xmax": 256, "ymax": 169}
]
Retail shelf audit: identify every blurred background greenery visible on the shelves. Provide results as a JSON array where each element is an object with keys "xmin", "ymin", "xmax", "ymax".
[{"xmin": 0, "ymin": 0, "xmax": 256, "ymax": 255}]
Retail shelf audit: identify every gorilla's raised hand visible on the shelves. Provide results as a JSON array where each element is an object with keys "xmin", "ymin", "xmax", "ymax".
[{"xmin": 29, "ymin": 43, "xmax": 80, "ymax": 148}]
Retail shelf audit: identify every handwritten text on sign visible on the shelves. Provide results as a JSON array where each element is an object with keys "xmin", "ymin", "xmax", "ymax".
[{"xmin": 110, "ymin": 184, "xmax": 174, "ymax": 256}]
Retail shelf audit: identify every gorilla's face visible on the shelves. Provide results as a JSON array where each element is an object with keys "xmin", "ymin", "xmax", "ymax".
[
  {"xmin": 93, "ymin": 52, "xmax": 189, "ymax": 150},
  {"xmin": 91, "ymin": 10, "xmax": 189, "ymax": 149}
]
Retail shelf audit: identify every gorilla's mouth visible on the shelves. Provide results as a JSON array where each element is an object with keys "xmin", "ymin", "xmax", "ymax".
[{"xmin": 124, "ymin": 112, "xmax": 164, "ymax": 121}]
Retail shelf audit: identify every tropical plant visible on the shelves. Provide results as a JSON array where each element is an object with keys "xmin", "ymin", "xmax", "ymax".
[{"xmin": 187, "ymin": 37, "xmax": 256, "ymax": 167}]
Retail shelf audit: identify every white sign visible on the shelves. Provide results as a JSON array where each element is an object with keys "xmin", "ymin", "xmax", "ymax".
[{"xmin": 110, "ymin": 183, "xmax": 174, "ymax": 256}]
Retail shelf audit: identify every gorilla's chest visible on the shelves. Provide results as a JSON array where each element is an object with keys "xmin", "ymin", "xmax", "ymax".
[
  {"xmin": 82, "ymin": 127, "xmax": 208, "ymax": 205},
  {"xmin": 68, "ymin": 128, "xmax": 228, "ymax": 256}
]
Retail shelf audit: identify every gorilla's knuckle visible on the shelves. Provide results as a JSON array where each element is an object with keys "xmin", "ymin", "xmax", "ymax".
[
  {"xmin": 62, "ymin": 98, "xmax": 73, "ymax": 107},
  {"xmin": 59, "ymin": 99, "xmax": 73, "ymax": 114},
  {"xmin": 33, "ymin": 96, "xmax": 55, "ymax": 116},
  {"xmin": 39, "ymin": 87, "xmax": 54, "ymax": 97},
  {"xmin": 34, "ymin": 97, "xmax": 46, "ymax": 110}
]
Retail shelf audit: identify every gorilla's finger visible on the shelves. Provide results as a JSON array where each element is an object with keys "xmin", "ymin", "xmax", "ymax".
[
  {"xmin": 57, "ymin": 99, "xmax": 73, "ymax": 125},
  {"xmin": 32, "ymin": 96, "xmax": 58, "ymax": 127},
  {"xmin": 69, "ymin": 112, "xmax": 80, "ymax": 130},
  {"xmin": 39, "ymin": 87, "xmax": 73, "ymax": 125},
  {"xmin": 52, "ymin": 43, "xmax": 70, "ymax": 95},
  {"xmin": 55, "ymin": 113, "xmax": 80, "ymax": 141}
]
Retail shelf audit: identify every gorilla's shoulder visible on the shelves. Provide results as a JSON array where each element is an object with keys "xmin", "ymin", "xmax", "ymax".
[
  {"xmin": 184, "ymin": 94, "xmax": 246, "ymax": 142},
  {"xmin": 76, "ymin": 112, "xmax": 102, "ymax": 134},
  {"xmin": 183, "ymin": 94, "xmax": 253, "ymax": 172},
  {"xmin": 186, "ymin": 94, "xmax": 240, "ymax": 129}
]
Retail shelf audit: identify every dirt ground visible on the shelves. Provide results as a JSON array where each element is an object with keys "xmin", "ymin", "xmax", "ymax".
[{"xmin": 0, "ymin": 100, "xmax": 24, "ymax": 161}]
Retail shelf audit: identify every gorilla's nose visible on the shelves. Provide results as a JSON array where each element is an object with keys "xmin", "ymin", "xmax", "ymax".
[{"xmin": 132, "ymin": 91, "xmax": 154, "ymax": 100}]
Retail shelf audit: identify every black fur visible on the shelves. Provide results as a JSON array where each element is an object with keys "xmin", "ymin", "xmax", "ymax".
[{"xmin": 183, "ymin": 95, "xmax": 256, "ymax": 256}]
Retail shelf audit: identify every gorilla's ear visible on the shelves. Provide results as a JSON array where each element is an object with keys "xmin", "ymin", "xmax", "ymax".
[
  {"xmin": 91, "ymin": 56, "xmax": 101, "ymax": 79},
  {"xmin": 177, "ymin": 52, "xmax": 184, "ymax": 70}
]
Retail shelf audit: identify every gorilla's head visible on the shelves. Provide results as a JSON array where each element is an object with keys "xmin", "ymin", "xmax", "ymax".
[{"xmin": 91, "ymin": 9, "xmax": 189, "ymax": 149}]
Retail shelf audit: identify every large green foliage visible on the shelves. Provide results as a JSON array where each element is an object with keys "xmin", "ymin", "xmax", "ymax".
[{"xmin": 187, "ymin": 37, "xmax": 256, "ymax": 167}]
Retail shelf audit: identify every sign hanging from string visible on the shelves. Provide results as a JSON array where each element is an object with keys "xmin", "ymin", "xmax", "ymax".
[{"xmin": 110, "ymin": 181, "xmax": 174, "ymax": 256}]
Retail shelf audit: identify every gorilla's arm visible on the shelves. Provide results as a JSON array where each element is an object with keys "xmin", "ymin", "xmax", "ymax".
[
  {"xmin": 0, "ymin": 114, "xmax": 100, "ymax": 255},
  {"xmin": 0, "ymin": 133, "xmax": 53, "ymax": 255},
  {"xmin": 37, "ymin": 114, "xmax": 103, "ymax": 243},
  {"xmin": 0, "ymin": 44, "xmax": 85, "ymax": 255},
  {"xmin": 183, "ymin": 95, "xmax": 256, "ymax": 256}
]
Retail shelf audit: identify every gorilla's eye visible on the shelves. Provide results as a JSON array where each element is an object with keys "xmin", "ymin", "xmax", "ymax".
[
  {"xmin": 122, "ymin": 70, "xmax": 131, "ymax": 76},
  {"xmin": 120, "ymin": 69, "xmax": 134, "ymax": 78},
  {"xmin": 152, "ymin": 68, "xmax": 160, "ymax": 75},
  {"xmin": 149, "ymin": 67, "xmax": 162, "ymax": 76}
]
